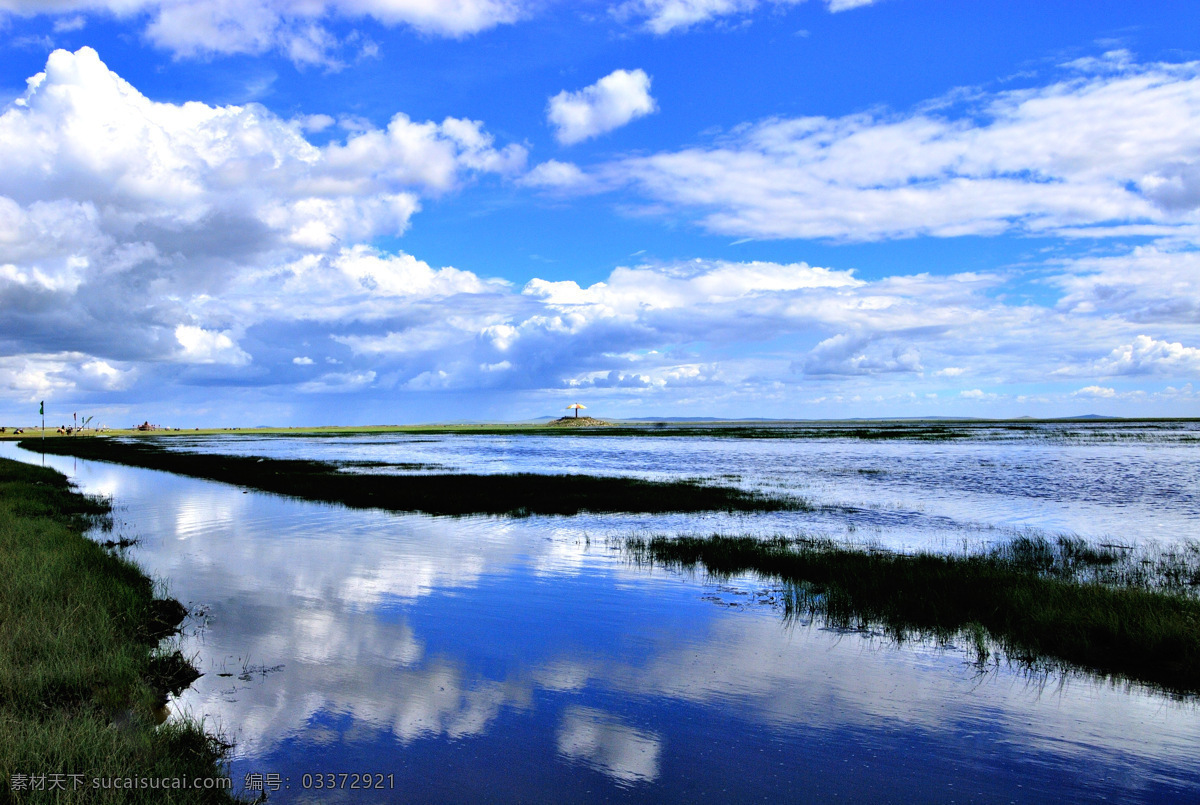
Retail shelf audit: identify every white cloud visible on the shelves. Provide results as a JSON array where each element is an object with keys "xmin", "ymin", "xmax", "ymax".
[
  {"xmin": 0, "ymin": 48, "xmax": 521, "ymax": 388},
  {"xmin": 174, "ymin": 325, "xmax": 251, "ymax": 365},
  {"xmin": 295, "ymin": 113, "xmax": 335, "ymax": 133},
  {"xmin": 612, "ymin": 0, "xmax": 803, "ymax": 34},
  {"xmin": 3, "ymin": 227, "xmax": 1197, "ymax": 416},
  {"xmin": 0, "ymin": 49, "xmax": 1196, "ymax": 418},
  {"xmin": 612, "ymin": 0, "xmax": 878, "ymax": 35},
  {"xmin": 523, "ymin": 258, "xmax": 862, "ymax": 309},
  {"xmin": 214, "ymin": 245, "xmax": 503, "ymax": 325},
  {"xmin": 1073, "ymin": 385, "xmax": 1116, "ymax": 399},
  {"xmin": 569, "ymin": 370, "xmax": 654, "ymax": 389},
  {"xmin": 519, "ymin": 160, "xmax": 595, "ymax": 191},
  {"xmin": 800, "ymin": 332, "xmax": 922, "ymax": 376},
  {"xmin": 79, "ymin": 359, "xmax": 135, "ymax": 390},
  {"xmin": 547, "ymin": 69, "xmax": 657, "ymax": 145},
  {"xmin": 825, "ymin": 0, "xmax": 877, "ymax": 10},
  {"xmin": 0, "ymin": 1, "xmax": 529, "ymax": 65},
  {"xmin": 1076, "ymin": 335, "xmax": 1200, "ymax": 377},
  {"xmin": 480, "ymin": 360, "xmax": 511, "ymax": 372},
  {"xmin": 0, "ymin": 352, "xmax": 134, "ymax": 401},
  {"xmin": 1051, "ymin": 245, "xmax": 1200, "ymax": 323},
  {"xmin": 571, "ymin": 56, "xmax": 1200, "ymax": 241}
]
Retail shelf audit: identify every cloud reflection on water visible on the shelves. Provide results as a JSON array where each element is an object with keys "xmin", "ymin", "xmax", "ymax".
[
  {"xmin": 556, "ymin": 706, "xmax": 662, "ymax": 785},
  {"xmin": 8, "ymin": 441, "xmax": 1200, "ymax": 800}
]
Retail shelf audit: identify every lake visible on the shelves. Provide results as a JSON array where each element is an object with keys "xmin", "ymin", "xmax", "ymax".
[{"xmin": 4, "ymin": 423, "xmax": 1200, "ymax": 803}]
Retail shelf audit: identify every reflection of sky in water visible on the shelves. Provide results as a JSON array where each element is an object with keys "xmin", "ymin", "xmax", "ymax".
[{"xmin": 3, "ymin": 436, "xmax": 1200, "ymax": 803}]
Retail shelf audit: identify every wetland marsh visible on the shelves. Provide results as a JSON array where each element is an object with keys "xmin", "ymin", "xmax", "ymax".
[{"xmin": 5, "ymin": 420, "xmax": 1200, "ymax": 802}]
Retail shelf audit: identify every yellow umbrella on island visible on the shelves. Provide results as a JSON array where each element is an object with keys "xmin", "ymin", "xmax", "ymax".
[{"xmin": 566, "ymin": 403, "xmax": 586, "ymax": 419}]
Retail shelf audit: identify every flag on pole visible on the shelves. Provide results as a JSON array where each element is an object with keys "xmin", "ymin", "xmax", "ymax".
[{"xmin": 39, "ymin": 401, "xmax": 44, "ymax": 416}]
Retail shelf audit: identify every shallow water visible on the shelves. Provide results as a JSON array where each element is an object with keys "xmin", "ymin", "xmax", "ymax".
[
  {"xmin": 147, "ymin": 425, "xmax": 1200, "ymax": 547},
  {"xmin": 5, "ymin": 427, "xmax": 1200, "ymax": 803}
]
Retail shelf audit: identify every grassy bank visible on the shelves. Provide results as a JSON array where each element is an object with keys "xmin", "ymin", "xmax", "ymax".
[
  {"xmin": 0, "ymin": 458, "xmax": 235, "ymax": 802},
  {"xmin": 5, "ymin": 418, "xmax": 1197, "ymax": 443},
  {"xmin": 19, "ymin": 438, "xmax": 801, "ymax": 517},
  {"xmin": 627, "ymin": 534, "xmax": 1200, "ymax": 696}
]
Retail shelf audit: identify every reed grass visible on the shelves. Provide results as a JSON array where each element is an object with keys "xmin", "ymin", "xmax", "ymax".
[{"xmin": 626, "ymin": 533, "xmax": 1200, "ymax": 696}]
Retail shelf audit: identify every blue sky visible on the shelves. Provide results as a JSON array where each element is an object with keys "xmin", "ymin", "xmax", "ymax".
[{"xmin": 1, "ymin": 0, "xmax": 1199, "ymax": 426}]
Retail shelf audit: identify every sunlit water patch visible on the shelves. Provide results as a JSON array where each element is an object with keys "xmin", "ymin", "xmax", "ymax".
[{"xmin": 4, "ymin": 431, "xmax": 1200, "ymax": 803}]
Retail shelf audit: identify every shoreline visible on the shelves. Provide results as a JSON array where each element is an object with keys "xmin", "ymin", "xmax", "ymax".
[
  {"xmin": 19, "ymin": 437, "xmax": 802, "ymax": 517},
  {"xmin": 0, "ymin": 457, "xmax": 237, "ymax": 803}
]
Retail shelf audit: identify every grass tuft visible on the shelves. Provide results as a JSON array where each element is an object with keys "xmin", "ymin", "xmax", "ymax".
[{"xmin": 627, "ymin": 533, "xmax": 1200, "ymax": 696}]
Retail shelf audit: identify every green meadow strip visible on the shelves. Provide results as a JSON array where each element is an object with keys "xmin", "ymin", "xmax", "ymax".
[
  {"xmin": 627, "ymin": 534, "xmax": 1200, "ymax": 696},
  {"xmin": 18, "ymin": 437, "xmax": 802, "ymax": 517},
  {"xmin": 0, "ymin": 458, "xmax": 236, "ymax": 803},
  {"xmin": 6, "ymin": 418, "xmax": 1197, "ymax": 444}
]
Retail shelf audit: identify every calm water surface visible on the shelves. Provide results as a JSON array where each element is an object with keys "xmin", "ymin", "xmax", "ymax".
[{"xmin": 4, "ymin": 428, "xmax": 1199, "ymax": 803}]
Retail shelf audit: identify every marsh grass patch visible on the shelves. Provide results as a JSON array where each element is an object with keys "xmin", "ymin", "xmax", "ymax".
[{"xmin": 626, "ymin": 532, "xmax": 1200, "ymax": 697}]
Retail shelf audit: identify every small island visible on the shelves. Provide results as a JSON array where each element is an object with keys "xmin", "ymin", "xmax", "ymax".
[{"xmin": 546, "ymin": 415, "xmax": 612, "ymax": 427}]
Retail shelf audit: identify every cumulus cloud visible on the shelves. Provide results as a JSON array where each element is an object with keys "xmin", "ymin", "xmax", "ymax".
[
  {"xmin": 547, "ymin": 69, "xmax": 657, "ymax": 145},
  {"xmin": 563, "ymin": 55, "xmax": 1200, "ymax": 241},
  {"xmin": 799, "ymin": 332, "xmax": 923, "ymax": 376},
  {"xmin": 571, "ymin": 370, "xmax": 654, "ymax": 389},
  {"xmin": 0, "ymin": 1, "xmax": 528, "ymax": 64},
  {"xmin": 0, "ymin": 352, "xmax": 135, "ymax": 401},
  {"xmin": 1, "ymin": 49, "xmax": 1197, "ymax": 419},
  {"xmin": 0, "ymin": 47, "xmax": 523, "ymax": 396},
  {"xmin": 174, "ymin": 325, "xmax": 251, "ymax": 365},
  {"xmin": 209, "ymin": 245, "xmax": 504, "ymax": 326},
  {"xmin": 181, "ymin": 252, "xmax": 1007, "ymax": 401},
  {"xmin": 1064, "ymin": 335, "xmax": 1200, "ymax": 378}
]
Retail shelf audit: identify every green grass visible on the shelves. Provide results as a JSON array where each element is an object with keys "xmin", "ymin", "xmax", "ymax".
[
  {"xmin": 19, "ymin": 437, "xmax": 802, "ymax": 517},
  {"xmin": 626, "ymin": 533, "xmax": 1200, "ymax": 696},
  {"xmin": 0, "ymin": 458, "xmax": 236, "ymax": 803},
  {"xmin": 5, "ymin": 417, "xmax": 1198, "ymax": 443}
]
